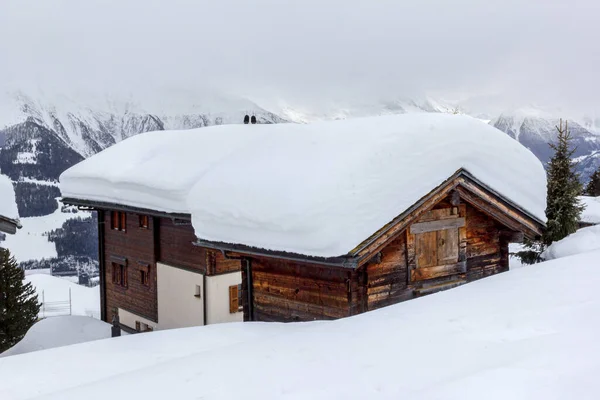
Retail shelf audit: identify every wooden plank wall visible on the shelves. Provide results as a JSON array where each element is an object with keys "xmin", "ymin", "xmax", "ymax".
[
  {"xmin": 104, "ymin": 212, "xmax": 158, "ymax": 322},
  {"xmin": 206, "ymin": 250, "xmax": 242, "ymax": 275},
  {"xmin": 365, "ymin": 235, "xmax": 412, "ymax": 311},
  {"xmin": 464, "ymin": 204, "xmax": 509, "ymax": 281},
  {"xmin": 249, "ymin": 258, "xmax": 352, "ymax": 322},
  {"xmin": 158, "ymin": 218, "xmax": 207, "ymax": 273}
]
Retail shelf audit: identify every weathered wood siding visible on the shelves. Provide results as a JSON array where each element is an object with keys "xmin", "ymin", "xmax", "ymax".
[
  {"xmin": 361, "ymin": 198, "xmax": 510, "ymax": 312},
  {"xmin": 464, "ymin": 204, "xmax": 509, "ymax": 280},
  {"xmin": 206, "ymin": 250, "xmax": 242, "ymax": 275},
  {"xmin": 249, "ymin": 258, "xmax": 353, "ymax": 322},
  {"xmin": 365, "ymin": 235, "xmax": 411, "ymax": 311},
  {"xmin": 104, "ymin": 212, "xmax": 158, "ymax": 322},
  {"xmin": 157, "ymin": 218, "xmax": 207, "ymax": 273}
]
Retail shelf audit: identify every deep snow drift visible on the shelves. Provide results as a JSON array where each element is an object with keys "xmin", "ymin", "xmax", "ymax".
[
  {"xmin": 580, "ymin": 196, "xmax": 600, "ymax": 225},
  {"xmin": 0, "ymin": 174, "xmax": 18, "ymax": 223},
  {"xmin": 543, "ymin": 224, "xmax": 600, "ymax": 260},
  {"xmin": 1, "ymin": 316, "xmax": 112, "ymax": 357},
  {"xmin": 61, "ymin": 113, "xmax": 546, "ymax": 257},
  {"xmin": 1, "ymin": 249, "xmax": 599, "ymax": 399}
]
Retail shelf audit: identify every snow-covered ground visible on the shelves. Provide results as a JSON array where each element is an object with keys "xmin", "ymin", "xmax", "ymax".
[
  {"xmin": 1, "ymin": 248, "xmax": 599, "ymax": 399},
  {"xmin": 1, "ymin": 207, "xmax": 89, "ymax": 262},
  {"xmin": 26, "ymin": 273, "xmax": 100, "ymax": 319},
  {"xmin": 1, "ymin": 316, "xmax": 112, "ymax": 358},
  {"xmin": 580, "ymin": 196, "xmax": 600, "ymax": 225},
  {"xmin": 543, "ymin": 225, "xmax": 600, "ymax": 261}
]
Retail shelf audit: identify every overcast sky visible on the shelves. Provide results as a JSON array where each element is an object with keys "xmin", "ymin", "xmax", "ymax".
[{"xmin": 1, "ymin": 0, "xmax": 598, "ymax": 113}]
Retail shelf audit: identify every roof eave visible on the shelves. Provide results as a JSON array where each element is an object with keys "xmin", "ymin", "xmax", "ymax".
[
  {"xmin": 60, "ymin": 197, "xmax": 191, "ymax": 220},
  {"xmin": 194, "ymin": 239, "xmax": 359, "ymax": 269}
]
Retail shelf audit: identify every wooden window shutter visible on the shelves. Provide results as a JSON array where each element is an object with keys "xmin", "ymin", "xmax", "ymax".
[
  {"xmin": 112, "ymin": 263, "xmax": 118, "ymax": 284},
  {"xmin": 229, "ymin": 285, "xmax": 239, "ymax": 314},
  {"xmin": 123, "ymin": 265, "xmax": 128, "ymax": 287},
  {"xmin": 120, "ymin": 212, "xmax": 127, "ymax": 231},
  {"xmin": 111, "ymin": 211, "xmax": 119, "ymax": 230}
]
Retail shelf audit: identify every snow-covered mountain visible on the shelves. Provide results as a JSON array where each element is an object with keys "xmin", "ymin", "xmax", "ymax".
[{"xmin": 490, "ymin": 108, "xmax": 600, "ymax": 180}]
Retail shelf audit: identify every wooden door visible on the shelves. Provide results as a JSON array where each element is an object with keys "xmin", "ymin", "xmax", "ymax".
[{"xmin": 410, "ymin": 214, "xmax": 465, "ymax": 282}]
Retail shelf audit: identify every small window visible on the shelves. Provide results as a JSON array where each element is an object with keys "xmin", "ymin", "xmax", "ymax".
[
  {"xmin": 140, "ymin": 265, "xmax": 150, "ymax": 286},
  {"xmin": 111, "ymin": 211, "xmax": 127, "ymax": 232},
  {"xmin": 139, "ymin": 215, "xmax": 149, "ymax": 229},
  {"xmin": 194, "ymin": 284, "xmax": 202, "ymax": 298},
  {"xmin": 135, "ymin": 321, "xmax": 141, "ymax": 332},
  {"xmin": 112, "ymin": 262, "xmax": 128, "ymax": 288},
  {"xmin": 229, "ymin": 284, "xmax": 242, "ymax": 313}
]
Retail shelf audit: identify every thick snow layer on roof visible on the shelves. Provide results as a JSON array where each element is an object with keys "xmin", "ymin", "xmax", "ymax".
[
  {"xmin": 1, "ymin": 249, "xmax": 600, "ymax": 399},
  {"xmin": 188, "ymin": 113, "xmax": 546, "ymax": 257},
  {"xmin": 0, "ymin": 174, "xmax": 18, "ymax": 222},
  {"xmin": 580, "ymin": 196, "xmax": 600, "ymax": 224},
  {"xmin": 60, "ymin": 125, "xmax": 263, "ymax": 213},
  {"xmin": 61, "ymin": 114, "xmax": 546, "ymax": 257}
]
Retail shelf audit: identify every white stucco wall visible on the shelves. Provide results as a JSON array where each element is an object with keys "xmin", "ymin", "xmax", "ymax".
[
  {"xmin": 156, "ymin": 262, "xmax": 205, "ymax": 330},
  {"xmin": 118, "ymin": 308, "xmax": 157, "ymax": 331},
  {"xmin": 205, "ymin": 271, "xmax": 243, "ymax": 324}
]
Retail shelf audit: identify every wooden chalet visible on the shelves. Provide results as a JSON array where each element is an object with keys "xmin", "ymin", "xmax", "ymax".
[
  {"xmin": 61, "ymin": 198, "xmax": 243, "ymax": 333},
  {"xmin": 196, "ymin": 170, "xmax": 545, "ymax": 322}
]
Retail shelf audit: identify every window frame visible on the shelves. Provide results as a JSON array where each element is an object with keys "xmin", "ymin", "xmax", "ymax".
[
  {"xmin": 139, "ymin": 215, "xmax": 149, "ymax": 229},
  {"xmin": 140, "ymin": 264, "xmax": 150, "ymax": 286},
  {"xmin": 112, "ymin": 262, "xmax": 128, "ymax": 288},
  {"xmin": 111, "ymin": 211, "xmax": 127, "ymax": 232}
]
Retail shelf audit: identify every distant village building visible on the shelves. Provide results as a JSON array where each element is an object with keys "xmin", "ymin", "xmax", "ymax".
[
  {"xmin": 0, "ymin": 174, "xmax": 20, "ymax": 235},
  {"xmin": 61, "ymin": 113, "xmax": 547, "ymax": 327}
]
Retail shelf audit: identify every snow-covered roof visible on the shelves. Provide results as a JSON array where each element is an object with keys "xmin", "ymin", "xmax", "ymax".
[
  {"xmin": 60, "ymin": 114, "xmax": 546, "ymax": 257},
  {"xmin": 0, "ymin": 174, "xmax": 19, "ymax": 226},
  {"xmin": 580, "ymin": 196, "xmax": 600, "ymax": 224}
]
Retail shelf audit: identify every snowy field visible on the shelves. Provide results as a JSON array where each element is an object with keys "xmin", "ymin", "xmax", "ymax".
[
  {"xmin": 1, "ymin": 247, "xmax": 599, "ymax": 399},
  {"xmin": 1, "ymin": 207, "xmax": 89, "ymax": 262},
  {"xmin": 26, "ymin": 274, "xmax": 100, "ymax": 319}
]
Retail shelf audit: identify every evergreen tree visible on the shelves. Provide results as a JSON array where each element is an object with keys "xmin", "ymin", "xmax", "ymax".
[
  {"xmin": 584, "ymin": 167, "xmax": 600, "ymax": 197},
  {"xmin": 543, "ymin": 119, "xmax": 585, "ymax": 246},
  {"xmin": 0, "ymin": 247, "xmax": 40, "ymax": 352}
]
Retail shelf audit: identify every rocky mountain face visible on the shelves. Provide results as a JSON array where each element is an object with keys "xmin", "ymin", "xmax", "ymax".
[{"xmin": 490, "ymin": 111, "xmax": 600, "ymax": 182}]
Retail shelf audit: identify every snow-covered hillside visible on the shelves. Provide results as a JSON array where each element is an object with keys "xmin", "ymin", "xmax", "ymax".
[{"xmin": 1, "ymin": 248, "xmax": 599, "ymax": 399}]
